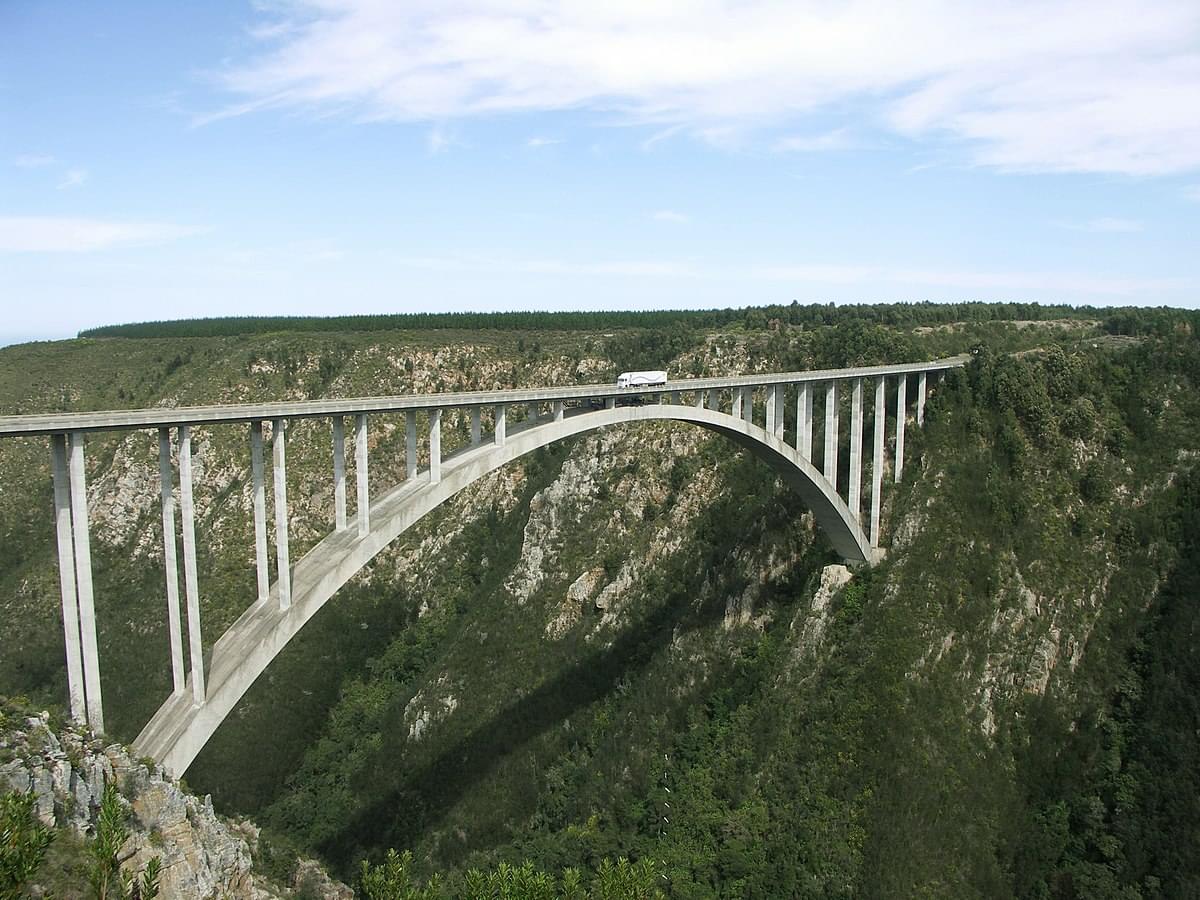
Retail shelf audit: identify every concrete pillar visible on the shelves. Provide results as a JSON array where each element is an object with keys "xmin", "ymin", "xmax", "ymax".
[
  {"xmin": 270, "ymin": 420, "xmax": 291, "ymax": 612},
  {"xmin": 694, "ymin": 391, "xmax": 706, "ymax": 409},
  {"xmin": 604, "ymin": 397, "xmax": 616, "ymax": 410},
  {"xmin": 707, "ymin": 389, "xmax": 719, "ymax": 412},
  {"xmin": 355, "ymin": 414, "xmax": 370, "ymax": 536},
  {"xmin": 471, "ymin": 406, "xmax": 482, "ymax": 446},
  {"xmin": 742, "ymin": 387, "xmax": 754, "ymax": 424},
  {"xmin": 553, "ymin": 400, "xmax": 564, "ymax": 422},
  {"xmin": 895, "ymin": 375, "xmax": 908, "ymax": 483},
  {"xmin": 250, "ymin": 422, "xmax": 270, "ymax": 603},
  {"xmin": 765, "ymin": 385, "xmax": 778, "ymax": 435},
  {"xmin": 849, "ymin": 379, "xmax": 863, "ymax": 519},
  {"xmin": 732, "ymin": 389, "xmax": 743, "ymax": 419},
  {"xmin": 405, "ymin": 410, "xmax": 418, "ymax": 480},
  {"xmin": 797, "ymin": 384, "xmax": 813, "ymax": 461},
  {"xmin": 772, "ymin": 386, "xmax": 785, "ymax": 439},
  {"xmin": 50, "ymin": 435, "xmax": 85, "ymax": 723},
  {"xmin": 177, "ymin": 426, "xmax": 205, "ymax": 705},
  {"xmin": 332, "ymin": 417, "xmax": 347, "ymax": 532},
  {"xmin": 917, "ymin": 371, "xmax": 927, "ymax": 426},
  {"xmin": 157, "ymin": 429, "xmax": 185, "ymax": 696},
  {"xmin": 67, "ymin": 432, "xmax": 103, "ymax": 731},
  {"xmin": 495, "ymin": 404, "xmax": 507, "ymax": 444},
  {"xmin": 871, "ymin": 378, "xmax": 886, "ymax": 545},
  {"xmin": 823, "ymin": 383, "xmax": 838, "ymax": 482},
  {"xmin": 429, "ymin": 409, "xmax": 441, "ymax": 484}
]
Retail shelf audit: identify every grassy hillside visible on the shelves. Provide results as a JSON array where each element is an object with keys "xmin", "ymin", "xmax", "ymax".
[{"xmin": 1, "ymin": 304, "xmax": 1197, "ymax": 896}]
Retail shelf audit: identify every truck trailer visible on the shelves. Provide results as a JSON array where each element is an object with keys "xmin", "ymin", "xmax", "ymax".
[{"xmin": 616, "ymin": 370, "xmax": 668, "ymax": 388}]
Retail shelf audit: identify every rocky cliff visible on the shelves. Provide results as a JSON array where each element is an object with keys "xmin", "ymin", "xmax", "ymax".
[{"xmin": 0, "ymin": 705, "xmax": 349, "ymax": 898}]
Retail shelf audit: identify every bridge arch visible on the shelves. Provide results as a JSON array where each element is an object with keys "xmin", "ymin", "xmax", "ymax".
[{"xmin": 133, "ymin": 403, "xmax": 873, "ymax": 775}]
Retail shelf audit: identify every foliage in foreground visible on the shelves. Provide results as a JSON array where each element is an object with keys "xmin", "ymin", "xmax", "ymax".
[
  {"xmin": 88, "ymin": 782, "xmax": 160, "ymax": 900},
  {"xmin": 0, "ymin": 779, "xmax": 160, "ymax": 900},
  {"xmin": 1, "ymin": 791, "xmax": 52, "ymax": 900}
]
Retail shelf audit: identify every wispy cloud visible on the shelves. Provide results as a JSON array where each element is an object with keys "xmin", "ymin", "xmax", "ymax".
[
  {"xmin": 56, "ymin": 168, "xmax": 88, "ymax": 190},
  {"xmin": 0, "ymin": 216, "xmax": 206, "ymax": 252},
  {"xmin": 212, "ymin": 1, "xmax": 1200, "ymax": 176},
  {"xmin": 651, "ymin": 210, "xmax": 690, "ymax": 224},
  {"xmin": 392, "ymin": 255, "xmax": 698, "ymax": 278},
  {"xmin": 14, "ymin": 155, "xmax": 56, "ymax": 168},
  {"xmin": 525, "ymin": 136, "xmax": 562, "ymax": 148},
  {"xmin": 755, "ymin": 262, "xmax": 1181, "ymax": 296},
  {"xmin": 384, "ymin": 253, "xmax": 1183, "ymax": 297},
  {"xmin": 1057, "ymin": 216, "xmax": 1145, "ymax": 233},
  {"xmin": 427, "ymin": 125, "xmax": 452, "ymax": 154},
  {"xmin": 774, "ymin": 129, "xmax": 856, "ymax": 153}
]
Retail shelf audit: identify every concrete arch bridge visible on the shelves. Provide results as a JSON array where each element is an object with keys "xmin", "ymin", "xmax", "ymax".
[{"xmin": 0, "ymin": 355, "xmax": 966, "ymax": 775}]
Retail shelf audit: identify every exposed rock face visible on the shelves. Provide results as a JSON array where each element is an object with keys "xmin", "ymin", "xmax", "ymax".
[
  {"xmin": 790, "ymin": 564, "xmax": 853, "ymax": 662},
  {"xmin": 0, "ymin": 712, "xmax": 348, "ymax": 899}
]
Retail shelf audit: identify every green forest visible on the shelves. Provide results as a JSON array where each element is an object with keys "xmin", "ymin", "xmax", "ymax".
[{"xmin": 2, "ymin": 303, "xmax": 1199, "ymax": 897}]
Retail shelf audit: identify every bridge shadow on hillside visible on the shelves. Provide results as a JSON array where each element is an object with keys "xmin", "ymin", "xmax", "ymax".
[{"xmin": 317, "ymin": 571, "xmax": 729, "ymax": 873}]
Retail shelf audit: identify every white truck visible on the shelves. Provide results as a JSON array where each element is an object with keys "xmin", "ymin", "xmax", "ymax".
[{"xmin": 616, "ymin": 370, "xmax": 668, "ymax": 389}]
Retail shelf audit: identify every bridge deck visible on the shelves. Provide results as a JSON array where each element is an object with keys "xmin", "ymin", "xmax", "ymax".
[{"xmin": 0, "ymin": 355, "xmax": 969, "ymax": 437}]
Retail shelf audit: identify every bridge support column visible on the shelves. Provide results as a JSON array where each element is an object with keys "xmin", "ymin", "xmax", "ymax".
[
  {"xmin": 742, "ymin": 387, "xmax": 754, "ymax": 424},
  {"xmin": 732, "ymin": 389, "xmax": 743, "ymax": 419},
  {"xmin": 406, "ymin": 410, "xmax": 417, "ymax": 480},
  {"xmin": 157, "ymin": 429, "xmax": 185, "ymax": 695},
  {"xmin": 670, "ymin": 391, "xmax": 680, "ymax": 405},
  {"xmin": 871, "ymin": 378, "xmax": 886, "ymax": 545},
  {"xmin": 694, "ymin": 391, "xmax": 705, "ymax": 409},
  {"xmin": 797, "ymin": 384, "xmax": 813, "ymax": 461},
  {"xmin": 178, "ymin": 426, "xmax": 206, "ymax": 705},
  {"xmin": 766, "ymin": 386, "xmax": 778, "ymax": 435},
  {"xmin": 917, "ymin": 371, "xmax": 927, "ymax": 426},
  {"xmin": 471, "ymin": 407, "xmax": 482, "ymax": 446},
  {"xmin": 849, "ymin": 379, "xmax": 863, "ymax": 519},
  {"xmin": 332, "ymin": 417, "xmax": 347, "ymax": 532},
  {"xmin": 895, "ymin": 375, "xmax": 907, "ymax": 483},
  {"xmin": 553, "ymin": 400, "xmax": 564, "ymax": 422},
  {"xmin": 65, "ymin": 432, "xmax": 104, "ymax": 731},
  {"xmin": 429, "ymin": 409, "xmax": 441, "ymax": 484},
  {"xmin": 824, "ymin": 383, "xmax": 838, "ymax": 482},
  {"xmin": 605, "ymin": 397, "xmax": 615, "ymax": 410},
  {"xmin": 495, "ymin": 404, "xmax": 507, "ymax": 445},
  {"xmin": 50, "ymin": 435, "xmax": 86, "ymax": 724},
  {"xmin": 355, "ymin": 414, "xmax": 370, "ymax": 536},
  {"xmin": 270, "ymin": 420, "xmax": 291, "ymax": 612},
  {"xmin": 707, "ymin": 390, "xmax": 719, "ymax": 412},
  {"xmin": 250, "ymin": 422, "xmax": 270, "ymax": 602},
  {"xmin": 771, "ymin": 386, "xmax": 785, "ymax": 439}
]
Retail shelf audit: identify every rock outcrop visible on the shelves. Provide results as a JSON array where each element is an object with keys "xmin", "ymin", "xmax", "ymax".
[{"xmin": 0, "ymin": 711, "xmax": 349, "ymax": 899}]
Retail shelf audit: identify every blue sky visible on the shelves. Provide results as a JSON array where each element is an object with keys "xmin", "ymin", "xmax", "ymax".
[{"xmin": 2, "ymin": 1, "xmax": 1198, "ymax": 345}]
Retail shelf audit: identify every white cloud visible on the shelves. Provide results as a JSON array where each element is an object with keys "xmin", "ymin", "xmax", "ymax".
[
  {"xmin": 0, "ymin": 216, "xmax": 206, "ymax": 252},
  {"xmin": 427, "ymin": 125, "xmax": 452, "ymax": 154},
  {"xmin": 14, "ymin": 155, "xmax": 56, "ymax": 168},
  {"xmin": 525, "ymin": 136, "xmax": 562, "ymax": 147},
  {"xmin": 1060, "ymin": 217, "xmax": 1145, "ymax": 233},
  {"xmin": 651, "ymin": 210, "xmax": 690, "ymax": 224},
  {"xmin": 774, "ymin": 129, "xmax": 856, "ymax": 153},
  {"xmin": 756, "ymin": 262, "xmax": 1182, "ymax": 296},
  {"xmin": 56, "ymin": 168, "xmax": 88, "ymax": 190},
  {"xmin": 392, "ymin": 254, "xmax": 697, "ymax": 277},
  {"xmin": 213, "ymin": 1, "xmax": 1200, "ymax": 176},
  {"xmin": 384, "ymin": 253, "xmax": 1183, "ymax": 297}
]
